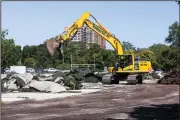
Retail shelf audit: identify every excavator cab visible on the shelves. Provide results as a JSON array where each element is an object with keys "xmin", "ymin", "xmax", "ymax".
[{"xmin": 116, "ymin": 55, "xmax": 133, "ymax": 71}]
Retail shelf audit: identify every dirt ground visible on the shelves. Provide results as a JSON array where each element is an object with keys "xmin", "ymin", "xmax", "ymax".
[{"xmin": 2, "ymin": 84, "xmax": 180, "ymax": 120}]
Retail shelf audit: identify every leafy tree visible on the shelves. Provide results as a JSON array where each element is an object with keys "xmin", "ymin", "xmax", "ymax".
[
  {"xmin": 122, "ymin": 41, "xmax": 136, "ymax": 51},
  {"xmin": 1, "ymin": 29, "xmax": 8, "ymax": 40},
  {"xmin": 134, "ymin": 49, "xmax": 156, "ymax": 65},
  {"xmin": 176, "ymin": 1, "xmax": 180, "ymax": 5},
  {"xmin": 24, "ymin": 57, "xmax": 37, "ymax": 68},
  {"xmin": 160, "ymin": 48, "xmax": 180, "ymax": 71},
  {"xmin": 56, "ymin": 63, "xmax": 71, "ymax": 70},
  {"xmin": 164, "ymin": 21, "xmax": 180, "ymax": 70},
  {"xmin": 149, "ymin": 44, "xmax": 170, "ymax": 69},
  {"xmin": 101, "ymin": 49, "xmax": 115, "ymax": 67},
  {"xmin": 1, "ymin": 29, "xmax": 21, "ymax": 68},
  {"xmin": 165, "ymin": 21, "xmax": 180, "ymax": 49},
  {"xmin": 148, "ymin": 21, "xmax": 180, "ymax": 71},
  {"xmin": 22, "ymin": 43, "xmax": 61, "ymax": 68}
]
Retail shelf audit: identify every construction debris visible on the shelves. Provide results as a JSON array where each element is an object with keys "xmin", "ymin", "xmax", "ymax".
[
  {"xmin": 28, "ymin": 80, "xmax": 66, "ymax": 93},
  {"xmin": 2, "ymin": 72, "xmax": 67, "ymax": 93},
  {"xmin": 157, "ymin": 68, "xmax": 180, "ymax": 84},
  {"xmin": 65, "ymin": 68, "xmax": 105, "ymax": 83},
  {"xmin": 1, "ymin": 68, "xmax": 107, "ymax": 93},
  {"xmin": 2, "ymin": 67, "xmax": 168, "ymax": 93},
  {"xmin": 81, "ymin": 82, "xmax": 103, "ymax": 89}
]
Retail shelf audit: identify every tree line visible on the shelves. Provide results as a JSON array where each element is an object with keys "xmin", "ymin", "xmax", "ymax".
[{"xmin": 1, "ymin": 21, "xmax": 179, "ymax": 71}]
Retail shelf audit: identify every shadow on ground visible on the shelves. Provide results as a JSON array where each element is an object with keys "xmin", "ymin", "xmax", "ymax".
[{"xmin": 129, "ymin": 103, "xmax": 180, "ymax": 120}]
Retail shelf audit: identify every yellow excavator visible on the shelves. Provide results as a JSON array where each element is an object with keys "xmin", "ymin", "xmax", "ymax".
[{"xmin": 44, "ymin": 12, "xmax": 152, "ymax": 84}]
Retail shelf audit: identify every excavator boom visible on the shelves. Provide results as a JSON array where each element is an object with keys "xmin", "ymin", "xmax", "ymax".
[{"xmin": 45, "ymin": 12, "xmax": 123, "ymax": 56}]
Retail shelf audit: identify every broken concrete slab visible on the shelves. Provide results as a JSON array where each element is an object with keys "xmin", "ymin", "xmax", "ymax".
[
  {"xmin": 81, "ymin": 82, "xmax": 103, "ymax": 89},
  {"xmin": 28, "ymin": 80, "xmax": 67, "ymax": 93},
  {"xmin": 10, "ymin": 73, "xmax": 33, "ymax": 85},
  {"xmin": 37, "ymin": 77, "xmax": 55, "ymax": 81},
  {"xmin": 1, "ymin": 74, "xmax": 7, "ymax": 79},
  {"xmin": 143, "ymin": 79, "xmax": 159, "ymax": 84},
  {"xmin": 18, "ymin": 87, "xmax": 41, "ymax": 92},
  {"xmin": 7, "ymin": 79, "xmax": 18, "ymax": 90},
  {"xmin": 54, "ymin": 77, "xmax": 64, "ymax": 84}
]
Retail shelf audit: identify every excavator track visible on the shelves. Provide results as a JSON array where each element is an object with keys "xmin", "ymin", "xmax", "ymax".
[
  {"xmin": 102, "ymin": 74, "xmax": 114, "ymax": 84},
  {"xmin": 102, "ymin": 74, "xmax": 143, "ymax": 85},
  {"xmin": 126, "ymin": 74, "xmax": 138, "ymax": 85}
]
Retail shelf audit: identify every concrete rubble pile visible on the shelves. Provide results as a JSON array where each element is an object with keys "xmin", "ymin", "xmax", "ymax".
[
  {"xmin": 151, "ymin": 72, "xmax": 164, "ymax": 79},
  {"xmin": 1, "ymin": 72, "xmax": 67, "ymax": 93},
  {"xmin": 157, "ymin": 68, "xmax": 180, "ymax": 84},
  {"xmin": 66, "ymin": 68, "xmax": 106, "ymax": 83},
  {"xmin": 1, "ymin": 68, "xmax": 107, "ymax": 93},
  {"xmin": 143, "ymin": 71, "xmax": 164, "ymax": 80}
]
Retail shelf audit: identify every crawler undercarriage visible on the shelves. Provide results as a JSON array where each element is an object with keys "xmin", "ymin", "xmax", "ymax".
[{"xmin": 102, "ymin": 73, "xmax": 143, "ymax": 85}]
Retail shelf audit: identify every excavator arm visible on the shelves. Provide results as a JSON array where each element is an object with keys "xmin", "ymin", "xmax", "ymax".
[
  {"xmin": 45, "ymin": 12, "xmax": 123, "ymax": 56},
  {"xmin": 84, "ymin": 19, "xmax": 123, "ymax": 55},
  {"xmin": 58, "ymin": 12, "xmax": 91, "ymax": 42}
]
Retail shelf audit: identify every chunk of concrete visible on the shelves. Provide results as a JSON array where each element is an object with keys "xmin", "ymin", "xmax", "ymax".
[
  {"xmin": 28, "ymin": 80, "xmax": 67, "ymax": 93},
  {"xmin": 7, "ymin": 79, "xmax": 18, "ymax": 90},
  {"xmin": 81, "ymin": 82, "xmax": 103, "ymax": 89},
  {"xmin": 54, "ymin": 77, "xmax": 64, "ymax": 84},
  {"xmin": 38, "ymin": 77, "xmax": 55, "ymax": 81},
  {"xmin": 10, "ymin": 73, "xmax": 33, "ymax": 84},
  {"xmin": 1, "ymin": 74, "xmax": 7, "ymax": 79}
]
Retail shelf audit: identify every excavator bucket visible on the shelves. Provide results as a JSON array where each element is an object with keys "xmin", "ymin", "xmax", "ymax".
[{"xmin": 44, "ymin": 39, "xmax": 60, "ymax": 56}]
